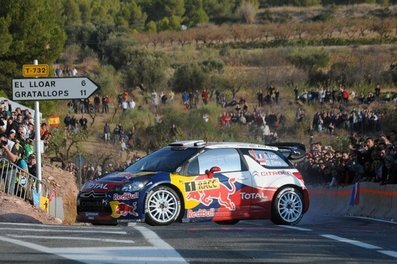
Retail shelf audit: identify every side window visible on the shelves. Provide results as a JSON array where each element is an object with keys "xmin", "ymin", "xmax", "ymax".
[
  {"xmin": 247, "ymin": 149, "xmax": 290, "ymax": 168},
  {"xmin": 186, "ymin": 157, "xmax": 199, "ymax": 175},
  {"xmin": 197, "ymin": 148, "xmax": 242, "ymax": 174}
]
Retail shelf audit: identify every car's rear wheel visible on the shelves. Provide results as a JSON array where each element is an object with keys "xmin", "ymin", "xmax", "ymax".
[
  {"xmin": 215, "ymin": 220, "xmax": 239, "ymax": 225},
  {"xmin": 145, "ymin": 186, "xmax": 181, "ymax": 226},
  {"xmin": 271, "ymin": 186, "xmax": 303, "ymax": 225}
]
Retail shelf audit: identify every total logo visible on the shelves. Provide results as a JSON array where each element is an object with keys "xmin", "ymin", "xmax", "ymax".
[
  {"xmin": 86, "ymin": 183, "xmax": 109, "ymax": 190},
  {"xmin": 240, "ymin": 192, "xmax": 268, "ymax": 200}
]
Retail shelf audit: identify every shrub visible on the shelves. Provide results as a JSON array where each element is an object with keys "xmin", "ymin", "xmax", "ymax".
[{"xmin": 120, "ymin": 107, "xmax": 155, "ymax": 131}]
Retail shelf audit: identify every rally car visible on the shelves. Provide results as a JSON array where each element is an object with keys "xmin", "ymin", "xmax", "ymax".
[{"xmin": 76, "ymin": 140, "xmax": 309, "ymax": 226}]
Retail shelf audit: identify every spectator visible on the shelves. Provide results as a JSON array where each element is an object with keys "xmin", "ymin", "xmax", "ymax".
[
  {"xmin": 168, "ymin": 90, "xmax": 175, "ymax": 103},
  {"xmin": 103, "ymin": 122, "xmax": 111, "ymax": 143},
  {"xmin": 275, "ymin": 89, "xmax": 280, "ymax": 104},
  {"xmin": 380, "ymin": 155, "xmax": 397, "ymax": 185},
  {"xmin": 261, "ymin": 122, "xmax": 271, "ymax": 144},
  {"xmin": 182, "ymin": 91, "xmax": 189, "ymax": 110},
  {"xmin": 202, "ymin": 89, "xmax": 209, "ymax": 105},
  {"xmin": 79, "ymin": 116, "xmax": 88, "ymax": 130},
  {"xmin": 129, "ymin": 96, "xmax": 136, "ymax": 109},
  {"xmin": 1, "ymin": 133, "xmax": 18, "ymax": 163},
  {"xmin": 28, "ymin": 154, "xmax": 37, "ymax": 177},
  {"xmin": 151, "ymin": 90, "xmax": 159, "ymax": 110},
  {"xmin": 93, "ymin": 95, "xmax": 101, "ymax": 113},
  {"xmin": 160, "ymin": 91, "xmax": 167, "ymax": 104},
  {"xmin": 102, "ymin": 96, "xmax": 109, "ymax": 113},
  {"xmin": 169, "ymin": 123, "xmax": 181, "ymax": 141}
]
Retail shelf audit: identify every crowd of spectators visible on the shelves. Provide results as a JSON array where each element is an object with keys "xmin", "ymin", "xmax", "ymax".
[
  {"xmin": 295, "ymin": 83, "xmax": 397, "ymax": 105},
  {"xmin": 0, "ymin": 99, "xmax": 47, "ymax": 177},
  {"xmin": 308, "ymin": 108, "xmax": 385, "ymax": 135},
  {"xmin": 298, "ymin": 131, "xmax": 397, "ymax": 186}
]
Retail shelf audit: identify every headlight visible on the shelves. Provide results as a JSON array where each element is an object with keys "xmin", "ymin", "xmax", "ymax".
[{"xmin": 121, "ymin": 180, "xmax": 148, "ymax": 192}]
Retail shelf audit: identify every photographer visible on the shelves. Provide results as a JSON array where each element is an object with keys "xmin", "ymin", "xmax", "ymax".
[{"xmin": 0, "ymin": 134, "xmax": 18, "ymax": 163}]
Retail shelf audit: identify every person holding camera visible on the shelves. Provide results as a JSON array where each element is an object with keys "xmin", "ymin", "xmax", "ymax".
[{"xmin": 0, "ymin": 134, "xmax": 19, "ymax": 163}]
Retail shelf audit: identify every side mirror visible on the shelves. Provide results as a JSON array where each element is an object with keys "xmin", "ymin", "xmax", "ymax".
[{"xmin": 205, "ymin": 166, "xmax": 221, "ymax": 178}]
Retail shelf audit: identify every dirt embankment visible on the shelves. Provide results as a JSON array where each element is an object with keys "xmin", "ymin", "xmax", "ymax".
[{"xmin": 0, "ymin": 163, "xmax": 78, "ymax": 225}]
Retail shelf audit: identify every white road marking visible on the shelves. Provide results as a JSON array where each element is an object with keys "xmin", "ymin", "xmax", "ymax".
[
  {"xmin": 281, "ymin": 226, "xmax": 312, "ymax": 232},
  {"xmin": 346, "ymin": 216, "xmax": 397, "ymax": 225},
  {"xmin": 8, "ymin": 234, "xmax": 135, "ymax": 244},
  {"xmin": 378, "ymin": 250, "xmax": 397, "ymax": 259},
  {"xmin": 0, "ymin": 223, "xmax": 188, "ymax": 264},
  {"xmin": 132, "ymin": 224, "xmax": 174, "ymax": 249},
  {"xmin": 321, "ymin": 234, "xmax": 382, "ymax": 249},
  {"xmin": 0, "ymin": 227, "xmax": 126, "ymax": 234},
  {"xmin": 0, "ymin": 222, "xmax": 123, "ymax": 230},
  {"xmin": 132, "ymin": 224, "xmax": 188, "ymax": 263},
  {"xmin": 282, "ymin": 224, "xmax": 397, "ymax": 259},
  {"xmin": 0, "ymin": 236, "xmax": 185, "ymax": 263}
]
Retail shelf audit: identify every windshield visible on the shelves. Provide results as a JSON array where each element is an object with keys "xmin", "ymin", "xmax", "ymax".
[{"xmin": 125, "ymin": 146, "xmax": 201, "ymax": 173}]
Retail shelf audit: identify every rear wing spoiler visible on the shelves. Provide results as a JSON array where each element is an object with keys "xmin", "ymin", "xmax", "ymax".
[{"xmin": 268, "ymin": 142, "xmax": 306, "ymax": 162}]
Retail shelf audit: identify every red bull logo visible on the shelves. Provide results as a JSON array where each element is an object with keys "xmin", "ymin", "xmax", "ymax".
[
  {"xmin": 113, "ymin": 192, "xmax": 139, "ymax": 201},
  {"xmin": 109, "ymin": 201, "xmax": 138, "ymax": 218},
  {"xmin": 185, "ymin": 176, "xmax": 237, "ymax": 210}
]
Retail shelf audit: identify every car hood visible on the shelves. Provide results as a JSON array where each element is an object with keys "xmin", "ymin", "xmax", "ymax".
[{"xmin": 80, "ymin": 171, "xmax": 158, "ymax": 193}]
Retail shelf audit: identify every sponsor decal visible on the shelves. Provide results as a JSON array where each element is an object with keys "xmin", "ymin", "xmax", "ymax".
[
  {"xmin": 260, "ymin": 170, "xmax": 291, "ymax": 176},
  {"xmin": 85, "ymin": 212, "xmax": 98, "ymax": 217},
  {"xmin": 109, "ymin": 201, "xmax": 138, "ymax": 218},
  {"xmin": 187, "ymin": 208, "xmax": 215, "ymax": 218},
  {"xmin": 186, "ymin": 176, "xmax": 237, "ymax": 210},
  {"xmin": 240, "ymin": 192, "xmax": 268, "ymax": 200},
  {"xmin": 112, "ymin": 192, "xmax": 139, "ymax": 201},
  {"xmin": 184, "ymin": 178, "xmax": 220, "ymax": 192},
  {"xmin": 249, "ymin": 149, "xmax": 266, "ymax": 165},
  {"xmin": 87, "ymin": 182, "xmax": 109, "ymax": 190}
]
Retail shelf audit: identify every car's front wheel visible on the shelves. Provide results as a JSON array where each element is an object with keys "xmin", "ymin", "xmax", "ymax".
[
  {"xmin": 145, "ymin": 186, "xmax": 181, "ymax": 226},
  {"xmin": 271, "ymin": 186, "xmax": 303, "ymax": 225}
]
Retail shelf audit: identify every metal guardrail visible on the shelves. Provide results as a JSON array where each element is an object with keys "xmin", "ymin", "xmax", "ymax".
[{"xmin": 0, "ymin": 157, "xmax": 52, "ymax": 209}]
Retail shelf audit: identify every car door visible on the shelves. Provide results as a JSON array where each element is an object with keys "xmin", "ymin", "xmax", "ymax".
[
  {"xmin": 241, "ymin": 148, "xmax": 294, "ymax": 217},
  {"xmin": 182, "ymin": 148, "xmax": 252, "ymax": 220}
]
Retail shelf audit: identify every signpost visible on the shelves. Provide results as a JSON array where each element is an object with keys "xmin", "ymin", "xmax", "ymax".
[
  {"xmin": 12, "ymin": 77, "xmax": 99, "ymax": 101},
  {"xmin": 22, "ymin": 64, "xmax": 49, "ymax": 77},
  {"xmin": 14, "ymin": 61, "xmax": 100, "ymax": 202}
]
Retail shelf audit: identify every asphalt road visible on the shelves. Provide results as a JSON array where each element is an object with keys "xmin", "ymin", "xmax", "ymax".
[{"xmin": 0, "ymin": 209, "xmax": 396, "ymax": 264}]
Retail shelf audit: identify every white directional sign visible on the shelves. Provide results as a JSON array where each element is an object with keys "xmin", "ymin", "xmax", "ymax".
[{"xmin": 12, "ymin": 77, "xmax": 100, "ymax": 101}]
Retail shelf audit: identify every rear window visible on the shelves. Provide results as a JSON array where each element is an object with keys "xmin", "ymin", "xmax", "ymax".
[
  {"xmin": 243, "ymin": 149, "xmax": 290, "ymax": 168},
  {"xmin": 186, "ymin": 148, "xmax": 242, "ymax": 175}
]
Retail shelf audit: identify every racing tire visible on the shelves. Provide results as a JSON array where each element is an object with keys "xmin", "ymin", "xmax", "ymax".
[
  {"xmin": 271, "ymin": 186, "xmax": 303, "ymax": 225},
  {"xmin": 145, "ymin": 186, "xmax": 181, "ymax": 226},
  {"xmin": 215, "ymin": 220, "xmax": 239, "ymax": 225}
]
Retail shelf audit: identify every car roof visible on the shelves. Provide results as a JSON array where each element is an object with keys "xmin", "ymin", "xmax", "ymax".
[{"xmin": 168, "ymin": 140, "xmax": 279, "ymax": 151}]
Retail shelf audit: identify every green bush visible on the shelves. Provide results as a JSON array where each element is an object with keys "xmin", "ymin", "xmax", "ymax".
[
  {"xmin": 92, "ymin": 65, "xmax": 120, "ymax": 98},
  {"xmin": 119, "ymin": 107, "xmax": 155, "ymax": 131}
]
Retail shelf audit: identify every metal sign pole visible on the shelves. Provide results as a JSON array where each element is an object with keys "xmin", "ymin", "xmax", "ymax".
[{"xmin": 33, "ymin": 59, "xmax": 42, "ymax": 196}]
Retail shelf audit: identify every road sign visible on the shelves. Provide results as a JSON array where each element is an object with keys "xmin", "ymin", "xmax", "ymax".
[
  {"xmin": 22, "ymin": 64, "xmax": 49, "ymax": 77},
  {"xmin": 12, "ymin": 77, "xmax": 100, "ymax": 101}
]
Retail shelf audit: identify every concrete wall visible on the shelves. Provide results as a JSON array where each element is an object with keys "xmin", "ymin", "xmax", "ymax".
[{"xmin": 309, "ymin": 182, "xmax": 397, "ymax": 222}]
